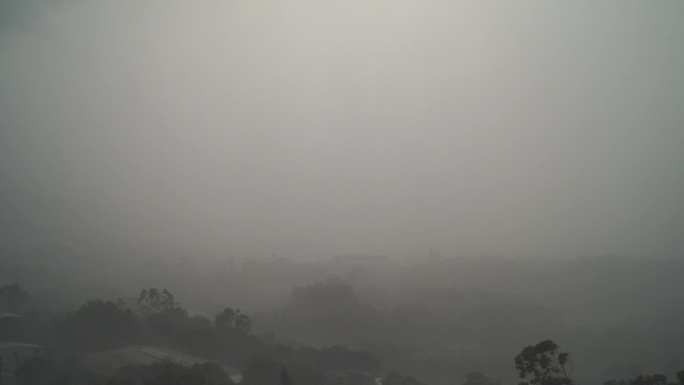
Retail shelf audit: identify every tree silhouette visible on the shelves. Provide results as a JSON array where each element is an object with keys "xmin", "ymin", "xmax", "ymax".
[
  {"xmin": 0, "ymin": 283, "xmax": 28, "ymax": 312},
  {"xmin": 281, "ymin": 366, "xmax": 293, "ymax": 385},
  {"xmin": 215, "ymin": 307, "xmax": 251, "ymax": 334},
  {"xmin": 137, "ymin": 288, "xmax": 179, "ymax": 313},
  {"xmin": 463, "ymin": 371, "xmax": 500, "ymax": 385},
  {"xmin": 603, "ymin": 373, "xmax": 676, "ymax": 385},
  {"xmin": 54, "ymin": 300, "xmax": 139, "ymax": 351},
  {"xmin": 514, "ymin": 340, "xmax": 573, "ymax": 385}
]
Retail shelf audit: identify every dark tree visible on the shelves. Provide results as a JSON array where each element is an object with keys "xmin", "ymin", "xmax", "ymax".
[
  {"xmin": 110, "ymin": 362, "xmax": 233, "ymax": 385},
  {"xmin": 281, "ymin": 366, "xmax": 293, "ymax": 385},
  {"xmin": 241, "ymin": 358, "xmax": 280, "ymax": 385},
  {"xmin": 663, "ymin": 371, "xmax": 684, "ymax": 385},
  {"xmin": 0, "ymin": 312, "xmax": 22, "ymax": 341},
  {"xmin": 137, "ymin": 288, "xmax": 179, "ymax": 313},
  {"xmin": 514, "ymin": 340, "xmax": 573, "ymax": 385},
  {"xmin": 14, "ymin": 356, "xmax": 105, "ymax": 385},
  {"xmin": 54, "ymin": 300, "xmax": 139, "ymax": 351},
  {"xmin": 14, "ymin": 357, "xmax": 56, "ymax": 385},
  {"xmin": 0, "ymin": 283, "xmax": 28, "ymax": 312},
  {"xmin": 677, "ymin": 371, "xmax": 684, "ymax": 385},
  {"xmin": 242, "ymin": 358, "xmax": 324, "ymax": 385},
  {"xmin": 318, "ymin": 345, "xmax": 383, "ymax": 372},
  {"xmin": 235, "ymin": 310, "xmax": 252, "ymax": 334},
  {"xmin": 146, "ymin": 307, "xmax": 190, "ymax": 337},
  {"xmin": 282, "ymin": 278, "xmax": 379, "ymax": 344},
  {"xmin": 631, "ymin": 374, "xmax": 667, "ymax": 385},
  {"xmin": 604, "ymin": 373, "xmax": 671, "ymax": 385},
  {"xmin": 216, "ymin": 307, "xmax": 236, "ymax": 327},
  {"xmin": 463, "ymin": 371, "xmax": 500, "ymax": 385},
  {"xmin": 383, "ymin": 372, "xmax": 430, "ymax": 385},
  {"xmin": 215, "ymin": 307, "xmax": 251, "ymax": 334}
]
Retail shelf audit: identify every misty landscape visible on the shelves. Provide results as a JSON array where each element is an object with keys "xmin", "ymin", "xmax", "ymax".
[{"xmin": 1, "ymin": 1, "xmax": 684, "ymax": 385}]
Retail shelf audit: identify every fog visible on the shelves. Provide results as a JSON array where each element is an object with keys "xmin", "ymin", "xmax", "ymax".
[
  {"xmin": 2, "ymin": 1, "xmax": 684, "ymax": 259},
  {"xmin": 2, "ymin": 4, "xmax": 684, "ymax": 383}
]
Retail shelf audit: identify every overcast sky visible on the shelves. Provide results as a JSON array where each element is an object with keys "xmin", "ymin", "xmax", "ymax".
[{"xmin": 1, "ymin": 0, "xmax": 683, "ymax": 259}]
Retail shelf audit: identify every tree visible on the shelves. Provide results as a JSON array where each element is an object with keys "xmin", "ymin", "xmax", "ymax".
[
  {"xmin": 242, "ymin": 358, "xmax": 324, "ymax": 385},
  {"xmin": 631, "ymin": 374, "xmax": 667, "ymax": 385},
  {"xmin": 514, "ymin": 340, "xmax": 573, "ymax": 385},
  {"xmin": 282, "ymin": 278, "xmax": 379, "ymax": 344},
  {"xmin": 241, "ymin": 358, "xmax": 280, "ymax": 385},
  {"xmin": 110, "ymin": 362, "xmax": 233, "ymax": 385},
  {"xmin": 0, "ymin": 283, "xmax": 28, "ymax": 312},
  {"xmin": 463, "ymin": 372, "xmax": 501, "ymax": 385},
  {"xmin": 382, "ymin": 372, "xmax": 430, "ymax": 385},
  {"xmin": 215, "ymin": 307, "xmax": 251, "ymax": 334},
  {"xmin": 318, "ymin": 345, "xmax": 383, "ymax": 372},
  {"xmin": 676, "ymin": 371, "xmax": 684, "ymax": 385},
  {"xmin": 15, "ymin": 356, "xmax": 105, "ymax": 385},
  {"xmin": 603, "ymin": 373, "xmax": 672, "ymax": 385},
  {"xmin": 281, "ymin": 366, "xmax": 293, "ymax": 385},
  {"xmin": 146, "ymin": 307, "xmax": 190, "ymax": 338},
  {"xmin": 14, "ymin": 357, "xmax": 55, "ymax": 385},
  {"xmin": 54, "ymin": 300, "xmax": 139, "ymax": 351},
  {"xmin": 137, "ymin": 288, "xmax": 179, "ymax": 313}
]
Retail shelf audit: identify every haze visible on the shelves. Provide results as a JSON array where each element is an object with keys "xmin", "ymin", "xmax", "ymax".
[{"xmin": 2, "ymin": 0, "xmax": 683, "ymax": 259}]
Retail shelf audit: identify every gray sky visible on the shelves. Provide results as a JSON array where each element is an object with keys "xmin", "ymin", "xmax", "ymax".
[{"xmin": 1, "ymin": 0, "xmax": 683, "ymax": 259}]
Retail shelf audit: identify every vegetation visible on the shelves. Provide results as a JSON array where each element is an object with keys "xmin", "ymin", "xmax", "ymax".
[
  {"xmin": 514, "ymin": 340, "xmax": 572, "ymax": 385},
  {"xmin": 0, "ymin": 283, "xmax": 28, "ymax": 312},
  {"xmin": 54, "ymin": 300, "xmax": 140, "ymax": 351},
  {"xmin": 137, "ymin": 288, "xmax": 180, "ymax": 314},
  {"xmin": 14, "ymin": 356, "xmax": 105, "ymax": 385},
  {"xmin": 3, "ymin": 255, "xmax": 684, "ymax": 385},
  {"xmin": 603, "ymin": 371, "xmax": 684, "ymax": 385},
  {"xmin": 109, "ymin": 362, "xmax": 233, "ymax": 385},
  {"xmin": 216, "ymin": 307, "xmax": 252, "ymax": 334},
  {"xmin": 463, "ymin": 372, "xmax": 501, "ymax": 385}
]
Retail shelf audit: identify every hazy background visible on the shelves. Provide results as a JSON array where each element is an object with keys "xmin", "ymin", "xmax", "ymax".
[{"xmin": 1, "ymin": 0, "xmax": 683, "ymax": 260}]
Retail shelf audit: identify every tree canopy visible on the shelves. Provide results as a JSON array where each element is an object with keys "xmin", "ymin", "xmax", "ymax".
[{"xmin": 514, "ymin": 340, "xmax": 573, "ymax": 385}]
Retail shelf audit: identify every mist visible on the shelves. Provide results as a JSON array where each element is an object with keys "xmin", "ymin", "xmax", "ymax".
[
  {"xmin": 2, "ymin": 4, "xmax": 684, "ymax": 382},
  {"xmin": 2, "ymin": 0, "xmax": 684, "ymax": 260}
]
